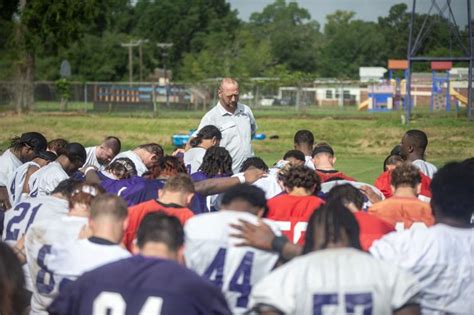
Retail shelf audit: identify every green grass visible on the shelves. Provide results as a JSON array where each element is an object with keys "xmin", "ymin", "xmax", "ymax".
[{"xmin": 1, "ymin": 105, "xmax": 473, "ymax": 184}]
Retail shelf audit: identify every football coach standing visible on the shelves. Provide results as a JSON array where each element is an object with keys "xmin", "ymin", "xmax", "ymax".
[{"xmin": 196, "ymin": 78, "xmax": 257, "ymax": 174}]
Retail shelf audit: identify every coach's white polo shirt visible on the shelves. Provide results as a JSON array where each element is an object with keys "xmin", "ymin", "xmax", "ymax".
[{"xmin": 197, "ymin": 103, "xmax": 256, "ymax": 174}]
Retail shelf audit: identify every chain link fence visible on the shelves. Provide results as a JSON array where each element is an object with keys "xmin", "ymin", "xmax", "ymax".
[{"xmin": 1, "ymin": 75, "xmax": 468, "ymax": 113}]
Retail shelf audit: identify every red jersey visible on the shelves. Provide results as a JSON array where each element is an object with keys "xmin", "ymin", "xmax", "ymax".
[
  {"xmin": 374, "ymin": 170, "xmax": 432, "ymax": 199},
  {"xmin": 316, "ymin": 169, "xmax": 356, "ymax": 183},
  {"xmin": 354, "ymin": 211, "xmax": 395, "ymax": 251},
  {"xmin": 368, "ymin": 196, "xmax": 434, "ymax": 231},
  {"xmin": 266, "ymin": 194, "xmax": 324, "ymax": 245},
  {"xmin": 123, "ymin": 199, "xmax": 194, "ymax": 251}
]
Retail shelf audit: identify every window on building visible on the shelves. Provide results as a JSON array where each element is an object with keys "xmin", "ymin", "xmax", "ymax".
[{"xmin": 326, "ymin": 90, "xmax": 333, "ymax": 99}]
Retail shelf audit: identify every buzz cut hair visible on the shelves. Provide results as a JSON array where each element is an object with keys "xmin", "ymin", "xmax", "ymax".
[
  {"xmin": 405, "ymin": 129, "xmax": 428, "ymax": 151},
  {"xmin": 294, "ymin": 130, "xmax": 314, "ymax": 146},
  {"xmin": 163, "ymin": 173, "xmax": 195, "ymax": 194},
  {"xmin": 136, "ymin": 212, "xmax": 184, "ymax": 250},
  {"xmin": 90, "ymin": 194, "xmax": 128, "ymax": 221},
  {"xmin": 102, "ymin": 136, "xmax": 121, "ymax": 156}
]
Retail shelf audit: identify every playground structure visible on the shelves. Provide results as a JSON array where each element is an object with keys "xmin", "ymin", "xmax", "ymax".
[
  {"xmin": 359, "ymin": 59, "xmax": 408, "ymax": 112},
  {"xmin": 359, "ymin": 59, "xmax": 469, "ymax": 113},
  {"xmin": 405, "ymin": 0, "xmax": 473, "ymax": 122}
]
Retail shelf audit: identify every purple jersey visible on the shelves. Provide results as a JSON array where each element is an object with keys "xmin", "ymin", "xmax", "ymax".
[
  {"xmin": 48, "ymin": 255, "xmax": 231, "ymax": 315},
  {"xmin": 190, "ymin": 172, "xmax": 228, "ymax": 214},
  {"xmin": 99, "ymin": 173, "xmax": 165, "ymax": 207}
]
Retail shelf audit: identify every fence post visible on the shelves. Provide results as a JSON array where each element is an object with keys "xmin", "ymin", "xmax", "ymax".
[{"xmin": 84, "ymin": 82, "xmax": 88, "ymax": 112}]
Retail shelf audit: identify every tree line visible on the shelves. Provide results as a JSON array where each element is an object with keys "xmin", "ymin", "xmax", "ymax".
[{"xmin": 0, "ymin": 0, "xmax": 470, "ymax": 109}]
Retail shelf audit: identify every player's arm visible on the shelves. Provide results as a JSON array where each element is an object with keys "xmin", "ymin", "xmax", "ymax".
[
  {"xmin": 394, "ymin": 304, "xmax": 421, "ymax": 315},
  {"xmin": 0, "ymin": 186, "xmax": 11, "ymax": 211},
  {"xmin": 230, "ymin": 218, "xmax": 302, "ymax": 262},
  {"xmin": 359, "ymin": 185, "xmax": 383, "ymax": 204},
  {"xmin": 194, "ymin": 168, "xmax": 265, "ymax": 196},
  {"xmin": 21, "ymin": 164, "xmax": 40, "ymax": 195},
  {"xmin": 12, "ymin": 235, "xmax": 27, "ymax": 264},
  {"xmin": 82, "ymin": 166, "xmax": 101, "ymax": 185}
]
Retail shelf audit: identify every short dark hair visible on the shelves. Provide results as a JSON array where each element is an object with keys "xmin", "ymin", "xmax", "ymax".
[
  {"xmin": 103, "ymin": 136, "xmax": 121, "ymax": 155},
  {"xmin": 390, "ymin": 144, "xmax": 402, "ymax": 156},
  {"xmin": 105, "ymin": 157, "xmax": 137, "ymax": 179},
  {"xmin": 138, "ymin": 143, "xmax": 164, "ymax": 158},
  {"xmin": 391, "ymin": 163, "xmax": 421, "ymax": 188},
  {"xmin": 326, "ymin": 184, "xmax": 365, "ymax": 210},
  {"xmin": 405, "ymin": 129, "xmax": 428, "ymax": 151},
  {"xmin": 430, "ymin": 162, "xmax": 474, "ymax": 223},
  {"xmin": 240, "ymin": 157, "xmax": 269, "ymax": 172},
  {"xmin": 190, "ymin": 125, "xmax": 222, "ymax": 147},
  {"xmin": 199, "ymin": 147, "xmax": 233, "ymax": 177},
  {"xmin": 303, "ymin": 201, "xmax": 361, "ymax": 254},
  {"xmin": 383, "ymin": 154, "xmax": 403, "ymax": 171},
  {"xmin": 294, "ymin": 130, "xmax": 314, "ymax": 146},
  {"xmin": 51, "ymin": 178, "xmax": 82, "ymax": 198},
  {"xmin": 10, "ymin": 132, "xmax": 47, "ymax": 153},
  {"xmin": 279, "ymin": 165, "xmax": 320, "ymax": 192},
  {"xmin": 136, "ymin": 212, "xmax": 184, "ymax": 251},
  {"xmin": 283, "ymin": 150, "xmax": 305, "ymax": 162},
  {"xmin": 47, "ymin": 138, "xmax": 68, "ymax": 154},
  {"xmin": 36, "ymin": 150, "xmax": 57, "ymax": 162},
  {"xmin": 90, "ymin": 194, "xmax": 128, "ymax": 221},
  {"xmin": 221, "ymin": 184, "xmax": 267, "ymax": 212},
  {"xmin": 64, "ymin": 142, "xmax": 87, "ymax": 165},
  {"xmin": 312, "ymin": 142, "xmax": 334, "ymax": 157}
]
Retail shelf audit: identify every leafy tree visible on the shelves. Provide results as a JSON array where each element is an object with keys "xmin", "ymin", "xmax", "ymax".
[
  {"xmin": 320, "ymin": 11, "xmax": 386, "ymax": 79},
  {"xmin": 2, "ymin": 0, "xmax": 99, "ymax": 112},
  {"xmin": 249, "ymin": 0, "xmax": 322, "ymax": 73}
]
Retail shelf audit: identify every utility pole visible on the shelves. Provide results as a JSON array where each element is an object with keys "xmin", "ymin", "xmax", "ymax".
[
  {"xmin": 121, "ymin": 41, "xmax": 140, "ymax": 84},
  {"xmin": 137, "ymin": 39, "xmax": 149, "ymax": 82},
  {"xmin": 157, "ymin": 43, "xmax": 173, "ymax": 107}
]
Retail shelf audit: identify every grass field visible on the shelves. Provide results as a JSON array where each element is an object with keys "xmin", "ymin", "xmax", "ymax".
[{"xmin": 1, "ymin": 106, "xmax": 473, "ymax": 184}]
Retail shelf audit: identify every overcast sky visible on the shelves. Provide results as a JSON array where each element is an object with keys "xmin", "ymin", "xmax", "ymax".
[{"xmin": 227, "ymin": 0, "xmax": 469, "ymax": 27}]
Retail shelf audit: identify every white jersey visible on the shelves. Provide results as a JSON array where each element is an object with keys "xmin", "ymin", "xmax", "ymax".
[
  {"xmin": 250, "ymin": 248, "xmax": 420, "ymax": 315},
  {"xmin": 3, "ymin": 195, "xmax": 68, "ymax": 292},
  {"xmin": 48, "ymin": 238, "xmax": 130, "ymax": 282},
  {"xmin": 2, "ymin": 195, "xmax": 69, "ymax": 244},
  {"xmin": 305, "ymin": 156, "xmax": 315, "ymax": 170},
  {"xmin": 112, "ymin": 150, "xmax": 147, "ymax": 176},
  {"xmin": 25, "ymin": 216, "xmax": 88, "ymax": 315},
  {"xmin": 184, "ymin": 147, "xmax": 206, "ymax": 174},
  {"xmin": 370, "ymin": 224, "xmax": 474, "ymax": 315},
  {"xmin": 84, "ymin": 146, "xmax": 103, "ymax": 170},
  {"xmin": 0, "ymin": 148, "xmax": 22, "ymax": 186},
  {"xmin": 412, "ymin": 159, "xmax": 437, "ymax": 179},
  {"xmin": 7, "ymin": 161, "xmax": 39, "ymax": 205},
  {"xmin": 252, "ymin": 173, "xmax": 283, "ymax": 200},
  {"xmin": 28, "ymin": 161, "xmax": 68, "ymax": 197},
  {"xmin": 321, "ymin": 180, "xmax": 385, "ymax": 209},
  {"xmin": 185, "ymin": 211, "xmax": 281, "ymax": 314}
]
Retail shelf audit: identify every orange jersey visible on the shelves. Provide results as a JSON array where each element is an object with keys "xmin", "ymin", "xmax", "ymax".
[
  {"xmin": 123, "ymin": 199, "xmax": 194, "ymax": 251},
  {"xmin": 354, "ymin": 211, "xmax": 395, "ymax": 251},
  {"xmin": 374, "ymin": 170, "xmax": 432, "ymax": 199},
  {"xmin": 316, "ymin": 169, "xmax": 356, "ymax": 183},
  {"xmin": 368, "ymin": 196, "xmax": 434, "ymax": 231},
  {"xmin": 266, "ymin": 194, "xmax": 324, "ymax": 245}
]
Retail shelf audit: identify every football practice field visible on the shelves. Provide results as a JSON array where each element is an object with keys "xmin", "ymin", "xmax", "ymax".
[{"xmin": 1, "ymin": 105, "xmax": 473, "ymax": 184}]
